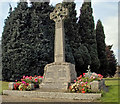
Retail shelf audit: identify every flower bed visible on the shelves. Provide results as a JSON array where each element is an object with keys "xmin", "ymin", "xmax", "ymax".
[
  {"xmin": 11, "ymin": 75, "xmax": 43, "ymax": 91},
  {"xmin": 69, "ymin": 72, "xmax": 103, "ymax": 93}
]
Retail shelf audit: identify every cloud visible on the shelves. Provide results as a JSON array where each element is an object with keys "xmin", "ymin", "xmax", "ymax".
[
  {"xmin": 0, "ymin": 0, "xmax": 19, "ymax": 2},
  {"xmin": 104, "ymin": 16, "xmax": 118, "ymax": 47},
  {"xmin": 103, "ymin": 16, "xmax": 118, "ymax": 61}
]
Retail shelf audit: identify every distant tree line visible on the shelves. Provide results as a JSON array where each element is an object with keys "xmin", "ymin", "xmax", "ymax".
[{"xmin": 2, "ymin": 0, "xmax": 117, "ymax": 81}]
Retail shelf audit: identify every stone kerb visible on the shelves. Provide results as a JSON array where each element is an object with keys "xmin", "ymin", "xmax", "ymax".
[{"xmin": 3, "ymin": 90, "xmax": 102, "ymax": 100}]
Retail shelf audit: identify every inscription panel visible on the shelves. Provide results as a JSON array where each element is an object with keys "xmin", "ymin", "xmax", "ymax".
[
  {"xmin": 58, "ymin": 69, "xmax": 66, "ymax": 78},
  {"xmin": 44, "ymin": 64, "xmax": 69, "ymax": 82}
]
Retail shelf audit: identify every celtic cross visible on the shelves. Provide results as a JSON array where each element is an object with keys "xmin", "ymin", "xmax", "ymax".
[
  {"xmin": 50, "ymin": 3, "xmax": 68, "ymax": 62},
  {"xmin": 50, "ymin": 3, "xmax": 68, "ymax": 23}
]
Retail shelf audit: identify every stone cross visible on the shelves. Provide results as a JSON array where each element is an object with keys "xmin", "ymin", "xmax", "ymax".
[{"xmin": 50, "ymin": 3, "xmax": 68, "ymax": 62}]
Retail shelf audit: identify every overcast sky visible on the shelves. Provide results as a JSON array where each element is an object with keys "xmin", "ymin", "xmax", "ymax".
[{"xmin": 0, "ymin": 0, "xmax": 119, "ymax": 64}]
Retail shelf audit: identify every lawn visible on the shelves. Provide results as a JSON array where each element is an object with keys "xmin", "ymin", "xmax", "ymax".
[
  {"xmin": 0, "ymin": 81, "xmax": 9, "ymax": 94},
  {"xmin": 0, "ymin": 78, "xmax": 119, "ymax": 103},
  {"xmin": 100, "ymin": 78, "xmax": 119, "ymax": 103}
]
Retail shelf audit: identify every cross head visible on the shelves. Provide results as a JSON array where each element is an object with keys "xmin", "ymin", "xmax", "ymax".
[{"xmin": 50, "ymin": 3, "xmax": 68, "ymax": 23}]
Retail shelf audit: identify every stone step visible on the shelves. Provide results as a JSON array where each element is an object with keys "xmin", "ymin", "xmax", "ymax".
[{"xmin": 3, "ymin": 90, "xmax": 101, "ymax": 100}]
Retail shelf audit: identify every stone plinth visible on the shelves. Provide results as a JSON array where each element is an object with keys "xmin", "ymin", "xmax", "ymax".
[{"xmin": 40, "ymin": 62, "xmax": 77, "ymax": 91}]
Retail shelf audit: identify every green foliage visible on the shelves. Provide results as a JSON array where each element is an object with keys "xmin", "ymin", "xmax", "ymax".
[
  {"xmin": 96, "ymin": 20, "xmax": 108, "ymax": 77},
  {"xmin": 78, "ymin": 1, "xmax": 100, "ymax": 73},
  {"xmin": 62, "ymin": 1, "xmax": 91, "ymax": 75},
  {"xmin": 106, "ymin": 45, "xmax": 117, "ymax": 77},
  {"xmin": 28, "ymin": 2, "xmax": 55, "ymax": 75},
  {"xmin": 62, "ymin": 1, "xmax": 76, "ymax": 64},
  {"xmin": 2, "ymin": 2, "xmax": 30, "ymax": 81},
  {"xmin": 2, "ymin": 2, "xmax": 54, "ymax": 81}
]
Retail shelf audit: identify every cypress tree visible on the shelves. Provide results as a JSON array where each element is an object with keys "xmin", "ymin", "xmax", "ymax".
[
  {"xmin": 62, "ymin": 0, "xmax": 91, "ymax": 75},
  {"xmin": 96, "ymin": 19, "xmax": 108, "ymax": 77},
  {"xmin": 2, "ymin": 1, "xmax": 54, "ymax": 81},
  {"xmin": 106, "ymin": 45, "xmax": 117, "ymax": 77},
  {"xmin": 29, "ymin": 1, "xmax": 54, "ymax": 75},
  {"xmin": 2, "ymin": 1, "xmax": 30, "ymax": 81},
  {"xmin": 62, "ymin": 0, "xmax": 76, "ymax": 64},
  {"xmin": 78, "ymin": 0, "xmax": 100, "ymax": 73}
]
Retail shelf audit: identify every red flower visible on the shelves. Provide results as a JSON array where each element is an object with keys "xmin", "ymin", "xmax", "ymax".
[
  {"xmin": 82, "ymin": 91, "xmax": 85, "ymax": 93},
  {"xmin": 69, "ymin": 86, "xmax": 72, "ymax": 89},
  {"xmin": 81, "ymin": 88, "xmax": 84, "ymax": 91},
  {"xmin": 77, "ymin": 75, "xmax": 82, "ymax": 80},
  {"xmin": 14, "ymin": 84, "xmax": 16, "ymax": 90},
  {"xmin": 29, "ymin": 77, "xmax": 32, "ymax": 80},
  {"xmin": 34, "ymin": 78, "xmax": 38, "ymax": 82},
  {"xmin": 74, "ymin": 80, "xmax": 76, "ymax": 82},
  {"xmin": 26, "ymin": 83, "xmax": 29, "ymax": 86},
  {"xmin": 83, "ymin": 73, "xmax": 85, "ymax": 76}
]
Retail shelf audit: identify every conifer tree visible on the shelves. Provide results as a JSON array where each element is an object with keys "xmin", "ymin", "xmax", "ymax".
[
  {"xmin": 96, "ymin": 20, "xmax": 108, "ymax": 77},
  {"xmin": 62, "ymin": 0, "xmax": 91, "ymax": 75},
  {"xmin": 29, "ymin": 1, "xmax": 54, "ymax": 75},
  {"xmin": 106, "ymin": 45, "xmax": 117, "ymax": 77},
  {"xmin": 78, "ymin": 0, "xmax": 100, "ymax": 73},
  {"xmin": 2, "ymin": 1, "xmax": 54, "ymax": 81},
  {"xmin": 62, "ymin": 0, "xmax": 76, "ymax": 64},
  {"xmin": 2, "ymin": 1, "xmax": 30, "ymax": 81}
]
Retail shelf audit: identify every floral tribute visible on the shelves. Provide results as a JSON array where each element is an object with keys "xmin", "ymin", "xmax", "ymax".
[
  {"xmin": 13, "ymin": 75, "xmax": 43, "ymax": 91},
  {"xmin": 69, "ymin": 72, "xmax": 103, "ymax": 93}
]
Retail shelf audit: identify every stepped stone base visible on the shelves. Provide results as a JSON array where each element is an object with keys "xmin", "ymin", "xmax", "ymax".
[
  {"xmin": 3, "ymin": 90, "xmax": 102, "ymax": 100},
  {"xmin": 39, "ymin": 62, "xmax": 77, "ymax": 91}
]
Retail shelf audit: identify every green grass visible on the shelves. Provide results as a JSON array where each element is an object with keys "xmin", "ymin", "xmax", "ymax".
[
  {"xmin": 100, "ymin": 78, "xmax": 119, "ymax": 103},
  {"xmin": 0, "ymin": 81, "xmax": 9, "ymax": 94}
]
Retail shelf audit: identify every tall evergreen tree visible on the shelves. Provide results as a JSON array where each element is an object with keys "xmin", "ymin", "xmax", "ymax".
[
  {"xmin": 96, "ymin": 19, "xmax": 108, "ymax": 77},
  {"xmin": 106, "ymin": 45, "xmax": 117, "ymax": 77},
  {"xmin": 2, "ymin": 1, "xmax": 30, "ymax": 81},
  {"xmin": 62, "ymin": 0, "xmax": 91, "ymax": 75},
  {"xmin": 62, "ymin": 0, "xmax": 76, "ymax": 64},
  {"xmin": 2, "ymin": 1, "xmax": 54, "ymax": 81},
  {"xmin": 78, "ymin": 0, "xmax": 100, "ymax": 73},
  {"xmin": 29, "ymin": 1, "xmax": 54, "ymax": 75}
]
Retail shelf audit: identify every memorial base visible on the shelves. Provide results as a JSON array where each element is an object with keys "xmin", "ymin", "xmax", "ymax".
[{"xmin": 39, "ymin": 62, "xmax": 77, "ymax": 91}]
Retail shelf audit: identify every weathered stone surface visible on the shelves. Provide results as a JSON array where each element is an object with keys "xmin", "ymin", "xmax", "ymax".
[
  {"xmin": 90, "ymin": 79, "xmax": 105, "ymax": 92},
  {"xmin": 3, "ymin": 90, "xmax": 102, "ymax": 100},
  {"xmin": 40, "ymin": 62, "xmax": 77, "ymax": 91},
  {"xmin": 50, "ymin": 3, "xmax": 68, "ymax": 62},
  {"xmin": 8, "ymin": 82, "xmax": 15, "ymax": 90}
]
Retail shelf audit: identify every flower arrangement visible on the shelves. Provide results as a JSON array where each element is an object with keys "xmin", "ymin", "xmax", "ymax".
[
  {"xmin": 69, "ymin": 72, "xmax": 103, "ymax": 93},
  {"xmin": 13, "ymin": 75, "xmax": 43, "ymax": 91}
]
